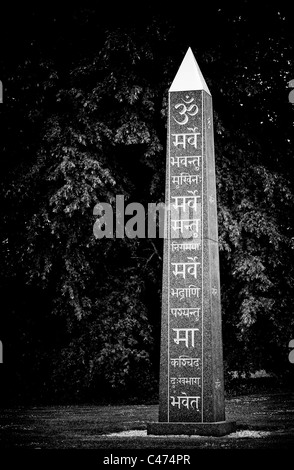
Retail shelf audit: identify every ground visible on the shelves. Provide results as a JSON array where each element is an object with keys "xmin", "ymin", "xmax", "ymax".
[{"xmin": 0, "ymin": 390, "xmax": 293, "ymax": 450}]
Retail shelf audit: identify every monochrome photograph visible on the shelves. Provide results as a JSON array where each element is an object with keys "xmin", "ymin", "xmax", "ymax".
[{"xmin": 0, "ymin": 2, "xmax": 293, "ymax": 464}]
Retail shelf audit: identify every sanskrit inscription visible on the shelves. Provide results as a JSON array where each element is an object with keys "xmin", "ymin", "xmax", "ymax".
[
  {"xmin": 173, "ymin": 95, "xmax": 199, "ymax": 125},
  {"xmin": 170, "ymin": 356, "xmax": 200, "ymax": 368},
  {"xmin": 172, "ymin": 128, "xmax": 200, "ymax": 149},
  {"xmin": 167, "ymin": 89, "xmax": 203, "ymax": 422},
  {"xmin": 170, "ymin": 308, "xmax": 200, "ymax": 320},
  {"xmin": 172, "ymin": 328, "xmax": 200, "ymax": 348},
  {"xmin": 171, "ymin": 393, "xmax": 200, "ymax": 411},
  {"xmin": 170, "ymin": 155, "xmax": 201, "ymax": 169},
  {"xmin": 170, "ymin": 285, "xmax": 201, "ymax": 300},
  {"xmin": 170, "ymin": 377, "xmax": 201, "ymax": 387}
]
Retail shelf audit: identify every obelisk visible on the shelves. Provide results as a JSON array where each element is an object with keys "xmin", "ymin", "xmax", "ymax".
[{"xmin": 147, "ymin": 48, "xmax": 235, "ymax": 436}]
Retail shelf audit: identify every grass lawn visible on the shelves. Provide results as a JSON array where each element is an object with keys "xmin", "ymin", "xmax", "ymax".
[{"xmin": 0, "ymin": 388, "xmax": 294, "ymax": 450}]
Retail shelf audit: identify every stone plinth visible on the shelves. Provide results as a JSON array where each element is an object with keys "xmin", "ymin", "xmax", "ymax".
[{"xmin": 147, "ymin": 421, "xmax": 236, "ymax": 437}]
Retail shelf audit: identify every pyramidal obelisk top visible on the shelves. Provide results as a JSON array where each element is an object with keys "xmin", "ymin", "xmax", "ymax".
[{"xmin": 169, "ymin": 47, "xmax": 211, "ymax": 95}]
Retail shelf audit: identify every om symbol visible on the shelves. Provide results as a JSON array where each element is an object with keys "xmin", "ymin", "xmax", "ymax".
[
  {"xmin": 288, "ymin": 79, "xmax": 294, "ymax": 104},
  {"xmin": 289, "ymin": 339, "xmax": 294, "ymax": 364},
  {"xmin": 173, "ymin": 95, "xmax": 198, "ymax": 125}
]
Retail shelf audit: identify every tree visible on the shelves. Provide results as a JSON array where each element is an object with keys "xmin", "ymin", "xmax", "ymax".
[{"xmin": 1, "ymin": 5, "xmax": 294, "ymax": 403}]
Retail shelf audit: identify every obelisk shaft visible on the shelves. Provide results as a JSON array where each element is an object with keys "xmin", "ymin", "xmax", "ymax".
[
  {"xmin": 148, "ymin": 48, "xmax": 235, "ymax": 435},
  {"xmin": 158, "ymin": 87, "xmax": 225, "ymax": 423}
]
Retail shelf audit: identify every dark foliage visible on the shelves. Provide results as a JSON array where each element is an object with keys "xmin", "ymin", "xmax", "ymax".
[{"xmin": 1, "ymin": 4, "xmax": 294, "ymax": 404}]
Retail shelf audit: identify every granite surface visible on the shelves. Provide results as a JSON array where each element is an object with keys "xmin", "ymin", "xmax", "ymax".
[{"xmin": 155, "ymin": 88, "xmax": 233, "ymax": 433}]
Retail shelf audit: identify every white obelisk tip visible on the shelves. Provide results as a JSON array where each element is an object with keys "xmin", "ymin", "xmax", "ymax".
[{"xmin": 169, "ymin": 47, "xmax": 211, "ymax": 95}]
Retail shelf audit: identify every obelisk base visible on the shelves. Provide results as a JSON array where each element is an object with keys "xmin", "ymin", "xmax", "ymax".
[{"xmin": 147, "ymin": 421, "xmax": 236, "ymax": 437}]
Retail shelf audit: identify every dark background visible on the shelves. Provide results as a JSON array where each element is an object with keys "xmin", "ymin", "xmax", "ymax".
[{"xmin": 0, "ymin": 3, "xmax": 294, "ymax": 405}]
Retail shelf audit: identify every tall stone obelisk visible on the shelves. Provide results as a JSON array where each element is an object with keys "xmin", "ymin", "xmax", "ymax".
[{"xmin": 148, "ymin": 48, "xmax": 235, "ymax": 436}]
